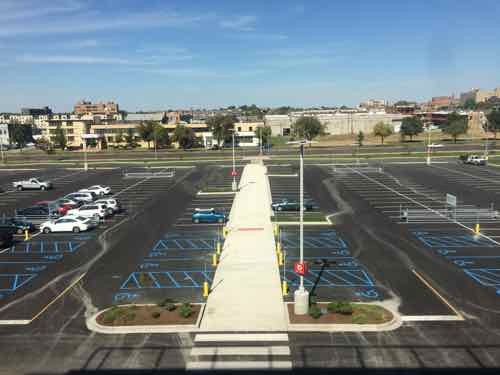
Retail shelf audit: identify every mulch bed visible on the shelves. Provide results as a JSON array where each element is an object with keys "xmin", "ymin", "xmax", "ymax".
[
  {"xmin": 287, "ymin": 303, "xmax": 393, "ymax": 324},
  {"xmin": 96, "ymin": 305, "xmax": 201, "ymax": 326}
]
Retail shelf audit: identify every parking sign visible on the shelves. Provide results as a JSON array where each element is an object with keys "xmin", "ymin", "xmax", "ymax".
[
  {"xmin": 230, "ymin": 170, "xmax": 238, "ymax": 177},
  {"xmin": 293, "ymin": 262, "xmax": 308, "ymax": 276}
]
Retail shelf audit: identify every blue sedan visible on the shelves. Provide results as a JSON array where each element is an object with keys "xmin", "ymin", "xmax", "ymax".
[{"xmin": 192, "ymin": 208, "xmax": 227, "ymax": 224}]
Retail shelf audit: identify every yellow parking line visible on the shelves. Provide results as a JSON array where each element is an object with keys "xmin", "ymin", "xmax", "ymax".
[
  {"xmin": 29, "ymin": 273, "xmax": 86, "ymax": 323},
  {"xmin": 412, "ymin": 269, "xmax": 464, "ymax": 320}
]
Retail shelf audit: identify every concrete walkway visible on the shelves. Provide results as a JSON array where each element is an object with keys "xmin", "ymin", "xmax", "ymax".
[{"xmin": 200, "ymin": 161, "xmax": 287, "ymax": 331}]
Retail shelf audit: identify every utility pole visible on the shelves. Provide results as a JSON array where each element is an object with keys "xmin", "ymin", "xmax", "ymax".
[
  {"xmin": 294, "ymin": 141, "xmax": 309, "ymax": 315},
  {"xmin": 232, "ymin": 131, "xmax": 237, "ymax": 191}
]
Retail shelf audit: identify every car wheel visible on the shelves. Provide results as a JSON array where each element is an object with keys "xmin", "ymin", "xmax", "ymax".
[
  {"xmin": 43, "ymin": 227, "xmax": 51, "ymax": 234},
  {"xmin": 194, "ymin": 218, "xmax": 200, "ymax": 224},
  {"xmin": 218, "ymin": 218, "xmax": 223, "ymax": 223},
  {"xmin": 72, "ymin": 227, "xmax": 80, "ymax": 233},
  {"xmin": 17, "ymin": 228, "xmax": 23, "ymax": 235},
  {"xmin": 107, "ymin": 208, "xmax": 114, "ymax": 215},
  {"xmin": 40, "ymin": 186, "xmax": 46, "ymax": 191},
  {"xmin": 277, "ymin": 206, "xmax": 283, "ymax": 211},
  {"xmin": 17, "ymin": 186, "xmax": 23, "ymax": 191}
]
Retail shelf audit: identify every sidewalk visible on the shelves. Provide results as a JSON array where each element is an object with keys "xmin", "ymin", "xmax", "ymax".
[{"xmin": 200, "ymin": 161, "xmax": 287, "ymax": 331}]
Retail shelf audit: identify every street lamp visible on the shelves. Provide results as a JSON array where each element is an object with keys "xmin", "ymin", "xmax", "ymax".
[
  {"xmin": 231, "ymin": 131, "xmax": 237, "ymax": 191},
  {"xmin": 0, "ymin": 141, "xmax": 4, "ymax": 164},
  {"xmin": 426, "ymin": 122, "xmax": 431, "ymax": 166}
]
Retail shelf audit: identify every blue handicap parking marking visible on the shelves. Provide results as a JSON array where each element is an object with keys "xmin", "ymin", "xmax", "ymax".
[
  {"xmin": 151, "ymin": 238, "xmax": 218, "ymax": 251},
  {"xmin": 285, "ymin": 268, "xmax": 375, "ymax": 288},
  {"xmin": 120, "ymin": 271, "xmax": 214, "ymax": 289},
  {"xmin": 0, "ymin": 273, "xmax": 37, "ymax": 292},
  {"xmin": 8, "ymin": 241, "xmax": 84, "ymax": 254},
  {"xmin": 463, "ymin": 269, "xmax": 500, "ymax": 287},
  {"xmin": 412, "ymin": 231, "xmax": 495, "ymax": 248},
  {"xmin": 113, "ymin": 292, "xmax": 139, "ymax": 302},
  {"xmin": 355, "ymin": 289, "xmax": 379, "ymax": 299}
]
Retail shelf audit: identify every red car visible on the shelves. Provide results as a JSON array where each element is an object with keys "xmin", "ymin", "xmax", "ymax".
[{"xmin": 35, "ymin": 200, "xmax": 72, "ymax": 216}]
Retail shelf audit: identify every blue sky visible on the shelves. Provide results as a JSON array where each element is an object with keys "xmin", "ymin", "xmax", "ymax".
[{"xmin": 1, "ymin": 0, "xmax": 500, "ymax": 112}]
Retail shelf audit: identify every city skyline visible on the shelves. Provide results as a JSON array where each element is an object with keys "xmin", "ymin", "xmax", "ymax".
[{"xmin": 1, "ymin": 0, "xmax": 500, "ymax": 112}]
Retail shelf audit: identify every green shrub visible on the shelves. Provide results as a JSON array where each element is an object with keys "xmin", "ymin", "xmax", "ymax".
[
  {"xmin": 308, "ymin": 305, "xmax": 322, "ymax": 319},
  {"xmin": 327, "ymin": 301, "xmax": 341, "ymax": 313},
  {"xmin": 165, "ymin": 303, "xmax": 177, "ymax": 312},
  {"xmin": 351, "ymin": 314, "xmax": 368, "ymax": 324},
  {"xmin": 327, "ymin": 301, "xmax": 353, "ymax": 315},
  {"xmin": 124, "ymin": 312, "xmax": 136, "ymax": 322},
  {"xmin": 158, "ymin": 298, "xmax": 175, "ymax": 307},
  {"xmin": 152, "ymin": 311, "xmax": 161, "ymax": 319},
  {"xmin": 338, "ymin": 303, "xmax": 353, "ymax": 315},
  {"xmin": 102, "ymin": 306, "xmax": 126, "ymax": 324},
  {"xmin": 179, "ymin": 303, "xmax": 193, "ymax": 318}
]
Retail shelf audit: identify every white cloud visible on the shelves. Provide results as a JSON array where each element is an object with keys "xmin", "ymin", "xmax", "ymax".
[
  {"xmin": 219, "ymin": 15, "xmax": 256, "ymax": 31},
  {"xmin": 16, "ymin": 54, "xmax": 157, "ymax": 66},
  {"xmin": 0, "ymin": 0, "xmax": 83, "ymax": 22}
]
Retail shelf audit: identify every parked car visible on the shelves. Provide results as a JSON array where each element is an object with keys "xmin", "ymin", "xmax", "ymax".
[
  {"xmin": 95, "ymin": 198, "xmax": 121, "ymax": 214},
  {"xmin": 40, "ymin": 216, "xmax": 95, "ymax": 234},
  {"xmin": 67, "ymin": 203, "xmax": 109, "ymax": 219},
  {"xmin": 35, "ymin": 200, "xmax": 72, "ymax": 216},
  {"xmin": 64, "ymin": 192, "xmax": 95, "ymax": 203},
  {"xmin": 12, "ymin": 178, "xmax": 52, "ymax": 191},
  {"xmin": 0, "ymin": 226, "xmax": 14, "ymax": 248},
  {"xmin": 15, "ymin": 205, "xmax": 60, "ymax": 225},
  {"xmin": 192, "ymin": 208, "xmax": 227, "ymax": 223},
  {"xmin": 461, "ymin": 154, "xmax": 487, "ymax": 166},
  {"xmin": 54, "ymin": 198, "xmax": 83, "ymax": 210},
  {"xmin": 271, "ymin": 198, "xmax": 314, "ymax": 212},
  {"xmin": 79, "ymin": 185, "xmax": 111, "ymax": 196},
  {"xmin": 0, "ymin": 217, "xmax": 36, "ymax": 234}
]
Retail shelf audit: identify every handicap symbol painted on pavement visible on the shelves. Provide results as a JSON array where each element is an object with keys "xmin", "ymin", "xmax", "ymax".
[
  {"xmin": 332, "ymin": 250, "xmax": 350, "ymax": 256},
  {"xmin": 438, "ymin": 249, "xmax": 456, "ymax": 256},
  {"xmin": 355, "ymin": 289, "xmax": 379, "ymax": 299},
  {"xmin": 113, "ymin": 292, "xmax": 139, "ymax": 302},
  {"xmin": 140, "ymin": 262, "xmax": 159, "ymax": 269},
  {"xmin": 44, "ymin": 254, "xmax": 63, "ymax": 261},
  {"xmin": 25, "ymin": 265, "xmax": 47, "ymax": 272},
  {"xmin": 453, "ymin": 260, "xmax": 474, "ymax": 267},
  {"xmin": 149, "ymin": 252, "xmax": 167, "ymax": 257}
]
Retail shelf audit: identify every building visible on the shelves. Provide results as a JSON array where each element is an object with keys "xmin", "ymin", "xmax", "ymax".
[
  {"xmin": 21, "ymin": 106, "xmax": 52, "ymax": 116},
  {"xmin": 430, "ymin": 96, "xmax": 454, "ymax": 109},
  {"xmin": 125, "ymin": 112, "xmax": 167, "ymax": 123},
  {"xmin": 74, "ymin": 100, "xmax": 119, "ymax": 115},
  {"xmin": 359, "ymin": 99, "xmax": 386, "ymax": 110},
  {"xmin": 41, "ymin": 118, "xmax": 93, "ymax": 147},
  {"xmin": 0, "ymin": 123, "xmax": 9, "ymax": 146},
  {"xmin": 460, "ymin": 87, "xmax": 500, "ymax": 103}
]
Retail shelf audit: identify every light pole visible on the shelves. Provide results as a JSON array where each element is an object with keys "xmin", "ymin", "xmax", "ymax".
[
  {"xmin": 83, "ymin": 139, "xmax": 88, "ymax": 172},
  {"xmin": 484, "ymin": 119, "xmax": 489, "ymax": 159},
  {"xmin": 0, "ymin": 141, "xmax": 4, "ymax": 164},
  {"xmin": 294, "ymin": 141, "xmax": 309, "ymax": 315},
  {"xmin": 154, "ymin": 129, "xmax": 158, "ymax": 160},
  {"xmin": 259, "ymin": 128, "xmax": 263, "ymax": 156},
  {"xmin": 231, "ymin": 131, "xmax": 237, "ymax": 191},
  {"xmin": 426, "ymin": 122, "xmax": 431, "ymax": 166}
]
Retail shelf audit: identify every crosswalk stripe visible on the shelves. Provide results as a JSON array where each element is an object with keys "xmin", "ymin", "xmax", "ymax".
[
  {"xmin": 186, "ymin": 361, "xmax": 292, "ymax": 370},
  {"xmin": 194, "ymin": 333, "xmax": 289, "ymax": 343},
  {"xmin": 190, "ymin": 346, "xmax": 291, "ymax": 356}
]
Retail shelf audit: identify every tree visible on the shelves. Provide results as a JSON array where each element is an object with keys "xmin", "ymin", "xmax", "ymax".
[
  {"xmin": 255, "ymin": 126, "xmax": 272, "ymax": 145},
  {"xmin": 115, "ymin": 129, "xmax": 124, "ymax": 145},
  {"xmin": 125, "ymin": 128, "xmax": 136, "ymax": 148},
  {"xmin": 444, "ymin": 113, "xmax": 468, "ymax": 143},
  {"xmin": 8, "ymin": 123, "xmax": 33, "ymax": 151},
  {"xmin": 400, "ymin": 116, "xmax": 424, "ymax": 141},
  {"xmin": 357, "ymin": 131, "xmax": 364, "ymax": 146},
  {"xmin": 463, "ymin": 98, "xmax": 476, "ymax": 110},
  {"xmin": 206, "ymin": 115, "xmax": 235, "ymax": 147},
  {"xmin": 172, "ymin": 124, "xmax": 196, "ymax": 149},
  {"xmin": 292, "ymin": 116, "xmax": 325, "ymax": 141},
  {"xmin": 486, "ymin": 110, "xmax": 500, "ymax": 139},
  {"xmin": 54, "ymin": 125, "xmax": 67, "ymax": 149},
  {"xmin": 136, "ymin": 121, "xmax": 155, "ymax": 149},
  {"xmin": 153, "ymin": 124, "xmax": 170, "ymax": 148},
  {"xmin": 373, "ymin": 122, "xmax": 394, "ymax": 144}
]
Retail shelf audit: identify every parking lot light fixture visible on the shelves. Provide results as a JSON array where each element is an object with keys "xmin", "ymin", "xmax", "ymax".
[
  {"xmin": 232, "ymin": 131, "xmax": 237, "ymax": 191},
  {"xmin": 426, "ymin": 123, "xmax": 431, "ymax": 166}
]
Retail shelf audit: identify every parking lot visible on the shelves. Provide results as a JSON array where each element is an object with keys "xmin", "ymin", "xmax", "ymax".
[{"xmin": 0, "ymin": 166, "xmax": 196, "ymax": 321}]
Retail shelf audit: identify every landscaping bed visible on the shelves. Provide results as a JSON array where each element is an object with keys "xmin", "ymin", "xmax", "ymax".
[
  {"xmin": 272, "ymin": 212, "xmax": 327, "ymax": 222},
  {"xmin": 96, "ymin": 303, "xmax": 201, "ymax": 326},
  {"xmin": 288, "ymin": 302, "xmax": 393, "ymax": 325}
]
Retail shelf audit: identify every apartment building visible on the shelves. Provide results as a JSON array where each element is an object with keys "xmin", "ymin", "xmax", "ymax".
[
  {"xmin": 0, "ymin": 123, "xmax": 9, "ymax": 146},
  {"xmin": 41, "ymin": 118, "xmax": 93, "ymax": 147},
  {"xmin": 74, "ymin": 100, "xmax": 119, "ymax": 115},
  {"xmin": 21, "ymin": 106, "xmax": 52, "ymax": 116},
  {"xmin": 460, "ymin": 87, "xmax": 500, "ymax": 103}
]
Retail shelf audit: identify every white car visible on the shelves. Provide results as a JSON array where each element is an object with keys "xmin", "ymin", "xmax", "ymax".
[
  {"xmin": 64, "ymin": 192, "xmax": 94, "ymax": 203},
  {"xmin": 95, "ymin": 198, "xmax": 120, "ymax": 214},
  {"xmin": 79, "ymin": 185, "xmax": 111, "ymax": 196},
  {"xmin": 40, "ymin": 216, "xmax": 95, "ymax": 233},
  {"xmin": 67, "ymin": 203, "xmax": 109, "ymax": 219}
]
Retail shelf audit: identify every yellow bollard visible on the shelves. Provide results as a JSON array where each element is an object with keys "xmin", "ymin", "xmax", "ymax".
[
  {"xmin": 475, "ymin": 223, "xmax": 480, "ymax": 234},
  {"xmin": 282, "ymin": 280, "xmax": 288, "ymax": 296},
  {"xmin": 24, "ymin": 229, "xmax": 29, "ymax": 241},
  {"xmin": 216, "ymin": 241, "xmax": 221, "ymax": 255},
  {"xmin": 212, "ymin": 253, "xmax": 218, "ymax": 267},
  {"xmin": 203, "ymin": 281, "xmax": 209, "ymax": 298},
  {"xmin": 222, "ymin": 226, "xmax": 229, "ymax": 238},
  {"xmin": 274, "ymin": 224, "xmax": 278, "ymax": 236},
  {"xmin": 278, "ymin": 251, "xmax": 284, "ymax": 266},
  {"xmin": 276, "ymin": 242, "xmax": 281, "ymax": 254}
]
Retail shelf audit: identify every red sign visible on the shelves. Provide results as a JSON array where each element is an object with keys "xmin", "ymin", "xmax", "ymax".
[
  {"xmin": 230, "ymin": 170, "xmax": 238, "ymax": 177},
  {"xmin": 293, "ymin": 262, "xmax": 308, "ymax": 276}
]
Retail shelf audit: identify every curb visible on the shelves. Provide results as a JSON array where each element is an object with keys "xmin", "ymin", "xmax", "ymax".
[
  {"xmin": 197, "ymin": 191, "xmax": 237, "ymax": 196},
  {"xmin": 285, "ymin": 302, "xmax": 403, "ymax": 332},
  {"xmin": 272, "ymin": 221, "xmax": 331, "ymax": 226},
  {"xmin": 86, "ymin": 303, "xmax": 205, "ymax": 334}
]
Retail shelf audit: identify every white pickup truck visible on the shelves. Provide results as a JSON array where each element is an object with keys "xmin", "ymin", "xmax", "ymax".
[
  {"xmin": 462, "ymin": 155, "xmax": 487, "ymax": 166},
  {"xmin": 12, "ymin": 178, "xmax": 52, "ymax": 191}
]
